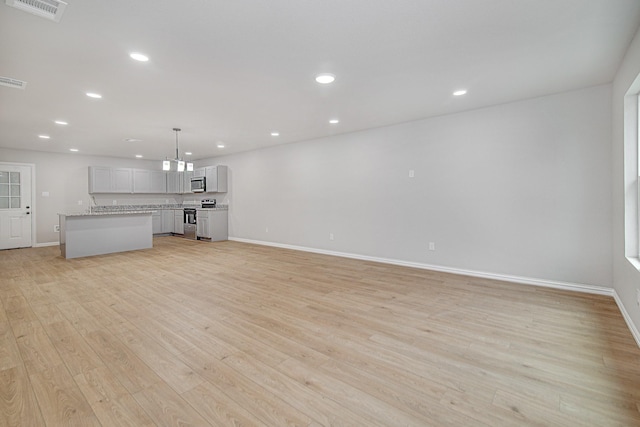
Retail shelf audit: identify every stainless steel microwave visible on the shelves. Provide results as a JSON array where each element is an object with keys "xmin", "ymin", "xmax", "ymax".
[{"xmin": 190, "ymin": 176, "xmax": 206, "ymax": 193}]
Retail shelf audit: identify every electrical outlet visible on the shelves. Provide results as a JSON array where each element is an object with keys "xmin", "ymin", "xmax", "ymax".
[
  {"xmin": 77, "ymin": 200, "xmax": 83, "ymax": 205},
  {"xmin": 54, "ymin": 225, "xmax": 60, "ymax": 232},
  {"xmin": 409, "ymin": 169, "xmax": 415, "ymax": 178},
  {"xmin": 265, "ymin": 227, "xmax": 269, "ymax": 233},
  {"xmin": 428, "ymin": 242, "xmax": 435, "ymax": 251},
  {"xmin": 112, "ymin": 200, "xmax": 117, "ymax": 205},
  {"xmin": 329, "ymin": 233, "xmax": 334, "ymax": 241}
]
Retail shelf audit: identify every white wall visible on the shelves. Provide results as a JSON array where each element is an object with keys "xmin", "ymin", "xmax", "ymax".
[
  {"xmin": 210, "ymin": 85, "xmax": 613, "ymax": 288},
  {"xmin": 613, "ymin": 27, "xmax": 640, "ymax": 339},
  {"xmin": 0, "ymin": 149, "xmax": 176, "ymax": 244}
]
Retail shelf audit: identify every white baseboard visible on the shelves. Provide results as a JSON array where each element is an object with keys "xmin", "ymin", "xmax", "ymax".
[
  {"xmin": 229, "ymin": 236, "xmax": 640, "ymax": 348},
  {"xmin": 229, "ymin": 237, "xmax": 612, "ymax": 294},
  {"xmin": 34, "ymin": 241, "xmax": 59, "ymax": 247},
  {"xmin": 613, "ymin": 291, "xmax": 640, "ymax": 348}
]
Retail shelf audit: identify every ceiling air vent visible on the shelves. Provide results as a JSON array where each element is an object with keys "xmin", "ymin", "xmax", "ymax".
[
  {"xmin": 5, "ymin": 0, "xmax": 68, "ymax": 22},
  {"xmin": 0, "ymin": 76, "xmax": 27, "ymax": 90}
]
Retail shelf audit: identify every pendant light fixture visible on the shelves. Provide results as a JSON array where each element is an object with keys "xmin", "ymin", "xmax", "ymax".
[{"xmin": 163, "ymin": 127, "xmax": 194, "ymax": 172}]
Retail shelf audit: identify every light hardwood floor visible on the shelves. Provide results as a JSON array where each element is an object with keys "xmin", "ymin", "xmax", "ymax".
[{"xmin": 1, "ymin": 236, "xmax": 640, "ymax": 426}]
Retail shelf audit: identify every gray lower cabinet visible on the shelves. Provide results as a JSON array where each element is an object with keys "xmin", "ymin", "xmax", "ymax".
[
  {"xmin": 153, "ymin": 210, "xmax": 175, "ymax": 234},
  {"xmin": 174, "ymin": 209, "xmax": 184, "ymax": 234},
  {"xmin": 152, "ymin": 211, "xmax": 162, "ymax": 234},
  {"xmin": 196, "ymin": 209, "xmax": 228, "ymax": 241},
  {"xmin": 196, "ymin": 214, "xmax": 208, "ymax": 238},
  {"xmin": 161, "ymin": 210, "xmax": 174, "ymax": 233}
]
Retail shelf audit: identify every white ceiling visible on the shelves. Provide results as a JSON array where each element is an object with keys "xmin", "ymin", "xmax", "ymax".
[{"xmin": 1, "ymin": 0, "xmax": 639, "ymax": 161}]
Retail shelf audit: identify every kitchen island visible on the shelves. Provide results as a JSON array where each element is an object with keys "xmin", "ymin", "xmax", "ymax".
[{"xmin": 58, "ymin": 211, "xmax": 153, "ymax": 259}]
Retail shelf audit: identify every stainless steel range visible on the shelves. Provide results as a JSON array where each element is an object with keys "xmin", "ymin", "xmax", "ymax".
[
  {"xmin": 183, "ymin": 208, "xmax": 197, "ymax": 240},
  {"xmin": 201, "ymin": 199, "xmax": 216, "ymax": 208}
]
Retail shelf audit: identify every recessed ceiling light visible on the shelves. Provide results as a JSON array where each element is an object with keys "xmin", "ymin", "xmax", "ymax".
[
  {"xmin": 329, "ymin": 119, "xmax": 339, "ymax": 124},
  {"xmin": 135, "ymin": 154, "xmax": 143, "ymax": 158},
  {"xmin": 129, "ymin": 52, "xmax": 149, "ymax": 62},
  {"xmin": 185, "ymin": 152, "xmax": 192, "ymax": 156},
  {"xmin": 86, "ymin": 92, "xmax": 102, "ymax": 99},
  {"xmin": 453, "ymin": 89, "xmax": 467, "ymax": 96},
  {"xmin": 271, "ymin": 132, "xmax": 279, "ymax": 136},
  {"xmin": 38, "ymin": 135, "xmax": 50, "ymax": 139},
  {"xmin": 54, "ymin": 120, "xmax": 68, "ymax": 125},
  {"xmin": 315, "ymin": 73, "xmax": 336, "ymax": 84},
  {"xmin": 69, "ymin": 148, "xmax": 79, "ymax": 152},
  {"xmin": 217, "ymin": 144, "xmax": 225, "ymax": 149}
]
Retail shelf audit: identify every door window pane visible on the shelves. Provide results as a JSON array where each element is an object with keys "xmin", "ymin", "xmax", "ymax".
[{"xmin": 0, "ymin": 172, "xmax": 22, "ymax": 208}]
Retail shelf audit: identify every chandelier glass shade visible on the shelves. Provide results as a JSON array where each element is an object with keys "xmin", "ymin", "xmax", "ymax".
[{"xmin": 163, "ymin": 128, "xmax": 193, "ymax": 172}]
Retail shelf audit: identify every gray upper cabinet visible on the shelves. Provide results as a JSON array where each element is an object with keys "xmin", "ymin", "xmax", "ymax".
[
  {"xmin": 183, "ymin": 171, "xmax": 193, "ymax": 193},
  {"xmin": 113, "ymin": 168, "xmax": 133, "ymax": 192},
  {"xmin": 166, "ymin": 172, "xmax": 182, "ymax": 194},
  {"xmin": 205, "ymin": 165, "xmax": 228, "ymax": 193},
  {"xmin": 89, "ymin": 166, "xmax": 225, "ymax": 194},
  {"xmin": 89, "ymin": 166, "xmax": 133, "ymax": 193},
  {"xmin": 167, "ymin": 171, "xmax": 193, "ymax": 194},
  {"xmin": 88, "ymin": 166, "xmax": 111, "ymax": 193},
  {"xmin": 133, "ymin": 169, "xmax": 166, "ymax": 194},
  {"xmin": 151, "ymin": 171, "xmax": 166, "ymax": 193}
]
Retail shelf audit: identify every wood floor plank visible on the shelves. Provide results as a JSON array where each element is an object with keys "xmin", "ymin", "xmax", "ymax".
[
  {"xmin": 181, "ymin": 381, "xmax": 269, "ymax": 426},
  {"xmin": 0, "ymin": 321, "xmax": 22, "ymax": 371},
  {"xmin": 132, "ymin": 381, "xmax": 213, "ymax": 427},
  {"xmin": 0, "ymin": 366, "xmax": 44, "ymax": 426},
  {"xmin": 178, "ymin": 346, "xmax": 314, "ymax": 426},
  {"xmin": 74, "ymin": 366, "xmax": 156, "ymax": 427},
  {"xmin": 29, "ymin": 363, "xmax": 101, "ymax": 426},
  {"xmin": 277, "ymin": 355, "xmax": 431, "ymax": 426},
  {"xmin": 51, "ymin": 330, "xmax": 106, "ymax": 377},
  {"xmin": 117, "ymin": 328, "xmax": 205, "ymax": 394},
  {"xmin": 224, "ymin": 351, "xmax": 374, "ymax": 426},
  {"xmin": 1, "ymin": 237, "xmax": 639, "ymax": 426},
  {"xmin": 12, "ymin": 320, "xmax": 64, "ymax": 375},
  {"xmin": 83, "ymin": 329, "xmax": 163, "ymax": 395}
]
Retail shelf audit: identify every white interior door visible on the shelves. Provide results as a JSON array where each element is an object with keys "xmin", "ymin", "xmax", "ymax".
[{"xmin": 0, "ymin": 164, "xmax": 33, "ymax": 250}]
